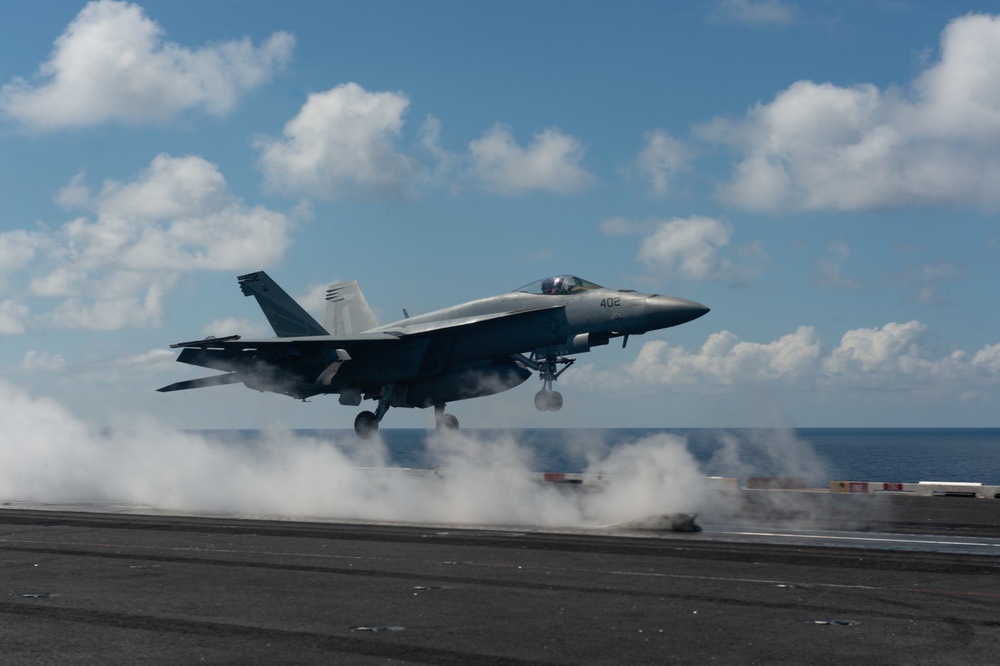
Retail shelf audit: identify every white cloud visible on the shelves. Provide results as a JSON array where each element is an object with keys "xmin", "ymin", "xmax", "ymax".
[
  {"xmin": 702, "ymin": 13, "xmax": 1000, "ymax": 211},
  {"xmin": 468, "ymin": 124, "xmax": 596, "ymax": 195},
  {"xmin": 821, "ymin": 320, "xmax": 947, "ymax": 383},
  {"xmin": 713, "ymin": 0, "xmax": 796, "ymax": 26},
  {"xmin": 0, "ymin": 229, "xmax": 49, "ymax": 276},
  {"xmin": 419, "ymin": 114, "xmax": 459, "ymax": 191},
  {"xmin": 971, "ymin": 343, "xmax": 1000, "ymax": 374},
  {"xmin": 6, "ymin": 154, "xmax": 292, "ymax": 332},
  {"xmin": 627, "ymin": 326, "xmax": 822, "ymax": 387},
  {"xmin": 298, "ymin": 283, "xmax": 332, "ymax": 322},
  {"xmin": 256, "ymin": 83, "xmax": 597, "ymax": 200},
  {"xmin": 64, "ymin": 154, "xmax": 293, "ymax": 272},
  {"xmin": 630, "ymin": 129, "xmax": 694, "ymax": 197},
  {"xmin": 0, "ymin": 0, "xmax": 294, "ymax": 131},
  {"xmin": 256, "ymin": 83, "xmax": 416, "ymax": 201},
  {"xmin": 39, "ymin": 270, "xmax": 178, "ymax": 330},
  {"xmin": 0, "ymin": 300, "xmax": 31, "ymax": 335},
  {"xmin": 632, "ymin": 216, "xmax": 769, "ymax": 281},
  {"xmin": 584, "ymin": 320, "xmax": 1000, "ymax": 399}
]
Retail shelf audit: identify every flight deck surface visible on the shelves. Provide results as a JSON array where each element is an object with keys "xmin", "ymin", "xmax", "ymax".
[{"xmin": 1, "ymin": 494, "xmax": 999, "ymax": 664}]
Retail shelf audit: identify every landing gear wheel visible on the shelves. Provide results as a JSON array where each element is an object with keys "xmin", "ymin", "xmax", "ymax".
[
  {"xmin": 534, "ymin": 390, "xmax": 564, "ymax": 412},
  {"xmin": 354, "ymin": 411, "xmax": 379, "ymax": 439},
  {"xmin": 436, "ymin": 413, "xmax": 460, "ymax": 434}
]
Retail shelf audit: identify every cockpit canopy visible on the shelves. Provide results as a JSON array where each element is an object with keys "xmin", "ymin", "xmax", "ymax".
[{"xmin": 514, "ymin": 275, "xmax": 604, "ymax": 295}]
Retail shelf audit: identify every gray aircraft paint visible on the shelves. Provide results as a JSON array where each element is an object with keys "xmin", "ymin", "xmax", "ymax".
[{"xmin": 159, "ymin": 271, "xmax": 708, "ymax": 437}]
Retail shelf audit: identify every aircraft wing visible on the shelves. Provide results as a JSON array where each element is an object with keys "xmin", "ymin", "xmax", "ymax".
[
  {"xmin": 168, "ymin": 332, "xmax": 400, "ymax": 350},
  {"xmin": 379, "ymin": 304, "xmax": 565, "ymax": 336},
  {"xmin": 157, "ymin": 373, "xmax": 244, "ymax": 393},
  {"xmin": 159, "ymin": 304, "xmax": 566, "ymax": 394},
  {"xmin": 168, "ymin": 304, "xmax": 564, "ymax": 353}
]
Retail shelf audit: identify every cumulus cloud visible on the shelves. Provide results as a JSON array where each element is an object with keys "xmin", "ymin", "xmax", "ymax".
[
  {"xmin": 821, "ymin": 320, "xmax": 955, "ymax": 385},
  {"xmin": 256, "ymin": 83, "xmax": 417, "ymax": 201},
  {"xmin": 0, "ymin": 229, "xmax": 50, "ymax": 276},
  {"xmin": 629, "ymin": 129, "xmax": 694, "ymax": 197},
  {"xmin": 468, "ymin": 124, "xmax": 596, "ymax": 195},
  {"xmin": 0, "ymin": 301, "xmax": 31, "ymax": 335},
  {"xmin": 628, "ymin": 216, "xmax": 769, "ymax": 282},
  {"xmin": 627, "ymin": 326, "xmax": 823, "ymax": 387},
  {"xmin": 701, "ymin": 13, "xmax": 1000, "ymax": 211},
  {"xmin": 4, "ymin": 154, "xmax": 293, "ymax": 332},
  {"xmin": 418, "ymin": 114, "xmax": 459, "ymax": 190},
  {"xmin": 38, "ymin": 271, "xmax": 178, "ymax": 330},
  {"xmin": 256, "ymin": 82, "xmax": 597, "ymax": 200},
  {"xmin": 76, "ymin": 154, "xmax": 292, "ymax": 271},
  {"xmin": 0, "ymin": 0, "xmax": 293, "ymax": 131},
  {"xmin": 971, "ymin": 343, "xmax": 1000, "ymax": 374},
  {"xmin": 584, "ymin": 320, "xmax": 1000, "ymax": 398}
]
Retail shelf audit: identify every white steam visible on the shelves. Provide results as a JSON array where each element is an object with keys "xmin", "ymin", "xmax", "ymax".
[{"xmin": 0, "ymin": 379, "xmax": 828, "ymax": 527}]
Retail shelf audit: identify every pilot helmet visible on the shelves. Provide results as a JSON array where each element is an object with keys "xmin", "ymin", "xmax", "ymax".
[{"xmin": 542, "ymin": 276, "xmax": 563, "ymax": 294}]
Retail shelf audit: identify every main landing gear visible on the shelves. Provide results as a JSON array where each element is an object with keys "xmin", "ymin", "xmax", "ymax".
[
  {"xmin": 517, "ymin": 352, "xmax": 574, "ymax": 412},
  {"xmin": 353, "ymin": 410, "xmax": 379, "ymax": 439},
  {"xmin": 434, "ymin": 404, "xmax": 459, "ymax": 435},
  {"xmin": 352, "ymin": 384, "xmax": 460, "ymax": 439},
  {"xmin": 353, "ymin": 383, "xmax": 393, "ymax": 439}
]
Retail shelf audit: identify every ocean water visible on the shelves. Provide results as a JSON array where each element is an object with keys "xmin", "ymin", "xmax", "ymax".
[{"xmin": 197, "ymin": 428, "xmax": 1000, "ymax": 486}]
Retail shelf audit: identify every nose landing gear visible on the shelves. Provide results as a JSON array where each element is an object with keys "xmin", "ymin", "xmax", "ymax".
[
  {"xmin": 534, "ymin": 388, "xmax": 563, "ymax": 412},
  {"xmin": 516, "ymin": 352, "xmax": 574, "ymax": 413}
]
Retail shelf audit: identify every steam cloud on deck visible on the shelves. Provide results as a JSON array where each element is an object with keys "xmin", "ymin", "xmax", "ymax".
[{"xmin": 0, "ymin": 379, "xmax": 829, "ymax": 527}]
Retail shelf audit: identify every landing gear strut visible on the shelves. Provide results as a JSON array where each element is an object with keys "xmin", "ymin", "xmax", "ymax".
[
  {"xmin": 353, "ymin": 385, "xmax": 462, "ymax": 439},
  {"xmin": 516, "ymin": 352, "xmax": 574, "ymax": 412},
  {"xmin": 354, "ymin": 384, "xmax": 395, "ymax": 439},
  {"xmin": 434, "ymin": 404, "xmax": 459, "ymax": 434}
]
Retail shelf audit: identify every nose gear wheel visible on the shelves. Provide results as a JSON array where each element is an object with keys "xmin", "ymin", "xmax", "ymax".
[{"xmin": 515, "ymin": 352, "xmax": 574, "ymax": 412}]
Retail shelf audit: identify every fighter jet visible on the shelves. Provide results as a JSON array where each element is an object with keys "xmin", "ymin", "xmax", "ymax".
[{"xmin": 159, "ymin": 271, "xmax": 709, "ymax": 438}]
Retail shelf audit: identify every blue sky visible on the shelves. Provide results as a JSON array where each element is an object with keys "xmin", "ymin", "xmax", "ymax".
[{"xmin": 2, "ymin": 0, "xmax": 999, "ymax": 430}]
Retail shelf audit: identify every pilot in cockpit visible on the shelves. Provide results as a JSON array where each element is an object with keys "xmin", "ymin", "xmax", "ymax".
[{"xmin": 541, "ymin": 276, "xmax": 564, "ymax": 294}]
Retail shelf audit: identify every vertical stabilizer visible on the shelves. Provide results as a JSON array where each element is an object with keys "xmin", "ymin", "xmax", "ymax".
[
  {"xmin": 238, "ymin": 271, "xmax": 328, "ymax": 337},
  {"xmin": 324, "ymin": 281, "xmax": 379, "ymax": 334}
]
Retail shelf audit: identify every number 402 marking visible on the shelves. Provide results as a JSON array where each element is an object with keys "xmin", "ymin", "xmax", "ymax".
[{"xmin": 600, "ymin": 297, "xmax": 621, "ymax": 308}]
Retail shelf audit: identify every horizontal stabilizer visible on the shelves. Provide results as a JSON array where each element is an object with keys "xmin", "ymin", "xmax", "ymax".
[
  {"xmin": 157, "ymin": 373, "xmax": 242, "ymax": 393},
  {"xmin": 170, "ymin": 334, "xmax": 241, "ymax": 349}
]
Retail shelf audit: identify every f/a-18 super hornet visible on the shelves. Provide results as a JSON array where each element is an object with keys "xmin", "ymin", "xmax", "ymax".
[{"xmin": 159, "ymin": 271, "xmax": 709, "ymax": 438}]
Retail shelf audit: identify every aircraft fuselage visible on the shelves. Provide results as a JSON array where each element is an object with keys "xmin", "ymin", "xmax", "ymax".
[{"xmin": 159, "ymin": 272, "xmax": 708, "ymax": 437}]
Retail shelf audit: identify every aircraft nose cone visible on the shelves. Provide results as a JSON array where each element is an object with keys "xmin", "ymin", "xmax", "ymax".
[{"xmin": 644, "ymin": 295, "xmax": 710, "ymax": 328}]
